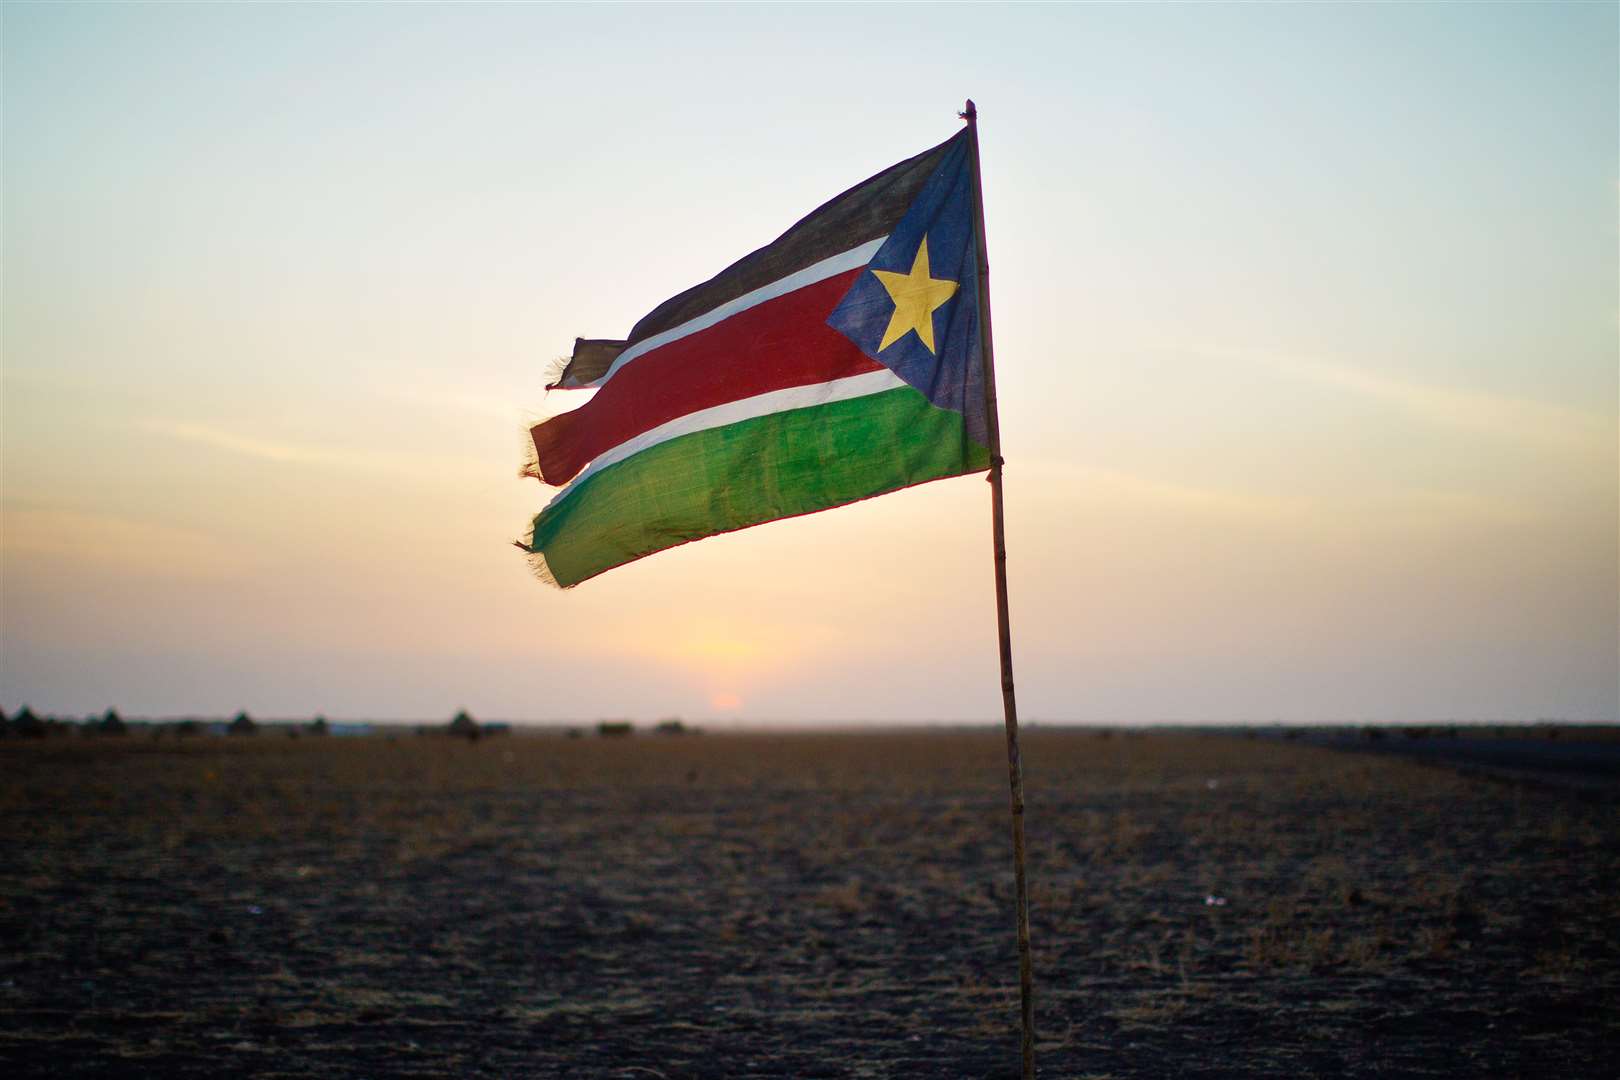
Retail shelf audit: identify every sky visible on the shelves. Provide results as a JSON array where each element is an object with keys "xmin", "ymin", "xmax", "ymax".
[{"xmin": 3, "ymin": 2, "xmax": 1615, "ymax": 725}]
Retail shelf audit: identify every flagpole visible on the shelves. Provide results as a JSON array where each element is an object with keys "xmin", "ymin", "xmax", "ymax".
[{"xmin": 962, "ymin": 98, "xmax": 1034, "ymax": 1080}]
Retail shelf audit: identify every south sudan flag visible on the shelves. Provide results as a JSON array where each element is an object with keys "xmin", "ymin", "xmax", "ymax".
[{"xmin": 522, "ymin": 126, "xmax": 990, "ymax": 588}]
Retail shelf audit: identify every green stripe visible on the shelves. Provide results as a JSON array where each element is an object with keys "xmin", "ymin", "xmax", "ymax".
[{"xmin": 527, "ymin": 386, "xmax": 988, "ymax": 587}]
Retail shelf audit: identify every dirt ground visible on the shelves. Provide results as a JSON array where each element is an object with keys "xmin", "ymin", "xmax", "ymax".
[{"xmin": 2, "ymin": 729, "xmax": 1617, "ymax": 1078}]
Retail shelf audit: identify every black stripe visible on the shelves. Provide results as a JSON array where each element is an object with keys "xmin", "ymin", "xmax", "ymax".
[
  {"xmin": 550, "ymin": 338, "xmax": 627, "ymax": 390},
  {"xmin": 555, "ymin": 129, "xmax": 963, "ymax": 389}
]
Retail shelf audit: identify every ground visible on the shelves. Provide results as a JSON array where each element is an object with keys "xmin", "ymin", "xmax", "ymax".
[{"xmin": 2, "ymin": 729, "xmax": 1617, "ymax": 1077}]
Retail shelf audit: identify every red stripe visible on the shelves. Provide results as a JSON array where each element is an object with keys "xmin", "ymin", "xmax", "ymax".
[{"xmin": 532, "ymin": 268, "xmax": 879, "ymax": 486}]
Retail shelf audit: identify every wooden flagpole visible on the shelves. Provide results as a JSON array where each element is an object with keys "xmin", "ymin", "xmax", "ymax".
[{"xmin": 961, "ymin": 98, "xmax": 1034, "ymax": 1080}]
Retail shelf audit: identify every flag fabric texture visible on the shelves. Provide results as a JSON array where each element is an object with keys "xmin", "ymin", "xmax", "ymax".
[{"xmin": 522, "ymin": 128, "xmax": 989, "ymax": 587}]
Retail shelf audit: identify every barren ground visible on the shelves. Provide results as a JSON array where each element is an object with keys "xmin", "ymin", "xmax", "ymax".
[{"xmin": 2, "ymin": 730, "xmax": 1617, "ymax": 1077}]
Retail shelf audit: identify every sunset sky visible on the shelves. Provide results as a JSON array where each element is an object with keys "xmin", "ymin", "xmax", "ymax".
[{"xmin": 4, "ymin": 3, "xmax": 1615, "ymax": 724}]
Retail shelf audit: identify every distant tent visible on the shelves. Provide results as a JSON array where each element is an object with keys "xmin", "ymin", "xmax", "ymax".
[
  {"xmin": 228, "ymin": 711, "xmax": 258, "ymax": 736},
  {"xmin": 99, "ymin": 708, "xmax": 127, "ymax": 736}
]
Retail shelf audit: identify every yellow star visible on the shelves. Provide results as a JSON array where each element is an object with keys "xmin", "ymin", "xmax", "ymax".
[{"xmin": 871, "ymin": 235, "xmax": 959, "ymax": 354}]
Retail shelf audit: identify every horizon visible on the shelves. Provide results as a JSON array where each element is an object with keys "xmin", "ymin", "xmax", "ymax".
[{"xmin": 6, "ymin": 708, "xmax": 1615, "ymax": 732}]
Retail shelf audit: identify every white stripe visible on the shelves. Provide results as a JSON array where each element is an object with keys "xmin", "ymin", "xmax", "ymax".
[
  {"xmin": 589, "ymin": 237, "xmax": 887, "ymax": 388},
  {"xmin": 543, "ymin": 368, "xmax": 907, "ymax": 513}
]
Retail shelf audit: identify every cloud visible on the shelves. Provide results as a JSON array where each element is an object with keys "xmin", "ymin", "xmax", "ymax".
[
  {"xmin": 1, "ymin": 507, "xmax": 244, "ymax": 580},
  {"xmin": 138, "ymin": 420, "xmax": 487, "ymax": 481},
  {"xmin": 1032, "ymin": 462, "xmax": 1304, "ymax": 521},
  {"xmin": 1190, "ymin": 346, "xmax": 1613, "ymax": 456},
  {"xmin": 1018, "ymin": 460, "xmax": 1534, "ymax": 530},
  {"xmin": 143, "ymin": 421, "xmax": 335, "ymax": 465}
]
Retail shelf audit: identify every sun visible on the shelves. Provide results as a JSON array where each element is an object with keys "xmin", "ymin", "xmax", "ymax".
[{"xmin": 710, "ymin": 692, "xmax": 742, "ymax": 711}]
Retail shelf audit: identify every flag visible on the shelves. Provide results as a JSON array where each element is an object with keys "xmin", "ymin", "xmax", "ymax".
[{"xmin": 521, "ymin": 127, "xmax": 989, "ymax": 588}]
